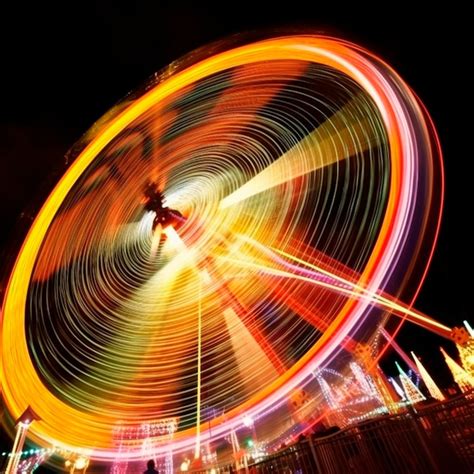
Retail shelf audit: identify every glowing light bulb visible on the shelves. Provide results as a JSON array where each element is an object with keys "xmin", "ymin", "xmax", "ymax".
[{"xmin": 243, "ymin": 415, "xmax": 253, "ymax": 427}]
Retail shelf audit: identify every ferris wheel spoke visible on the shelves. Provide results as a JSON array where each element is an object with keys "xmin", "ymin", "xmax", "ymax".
[
  {"xmin": 173, "ymin": 232, "xmax": 289, "ymax": 375},
  {"xmin": 221, "ymin": 305, "xmax": 283, "ymax": 388},
  {"xmin": 260, "ymin": 276, "xmax": 358, "ymax": 353},
  {"xmin": 217, "ymin": 233, "xmax": 354, "ymax": 336},
  {"xmin": 161, "ymin": 74, "xmax": 310, "ymax": 214},
  {"xmin": 151, "ymin": 62, "xmax": 307, "ymax": 218},
  {"xmin": 216, "ymin": 280, "xmax": 287, "ymax": 375},
  {"xmin": 221, "ymin": 234, "xmax": 451, "ymax": 338},
  {"xmin": 265, "ymin": 241, "xmax": 451, "ymax": 335},
  {"xmin": 219, "ymin": 95, "xmax": 383, "ymax": 209},
  {"xmin": 161, "ymin": 78, "xmax": 289, "ymax": 160}
]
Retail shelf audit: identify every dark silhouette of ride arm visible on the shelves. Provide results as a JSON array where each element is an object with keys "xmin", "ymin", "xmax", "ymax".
[{"xmin": 143, "ymin": 181, "xmax": 185, "ymax": 231}]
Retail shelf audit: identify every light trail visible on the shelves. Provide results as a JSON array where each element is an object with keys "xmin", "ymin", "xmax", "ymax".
[
  {"xmin": 268, "ymin": 244, "xmax": 451, "ymax": 337},
  {"xmin": 219, "ymin": 236, "xmax": 451, "ymax": 338},
  {"xmin": 220, "ymin": 95, "xmax": 382, "ymax": 209},
  {"xmin": 194, "ymin": 272, "xmax": 203, "ymax": 460}
]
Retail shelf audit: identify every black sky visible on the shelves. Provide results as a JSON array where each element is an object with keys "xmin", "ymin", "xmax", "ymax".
[{"xmin": 1, "ymin": 2, "xmax": 471, "ymax": 395}]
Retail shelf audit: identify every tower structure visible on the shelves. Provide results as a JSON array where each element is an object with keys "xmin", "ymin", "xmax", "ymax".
[
  {"xmin": 440, "ymin": 347, "xmax": 474, "ymax": 393},
  {"xmin": 353, "ymin": 342, "xmax": 398, "ymax": 411},
  {"xmin": 450, "ymin": 326, "xmax": 474, "ymax": 378},
  {"xmin": 395, "ymin": 362, "xmax": 425, "ymax": 404},
  {"xmin": 5, "ymin": 406, "xmax": 40, "ymax": 474},
  {"xmin": 411, "ymin": 352, "xmax": 445, "ymax": 401}
]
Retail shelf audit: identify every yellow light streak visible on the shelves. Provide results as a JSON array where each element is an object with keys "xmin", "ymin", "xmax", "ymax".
[
  {"xmin": 220, "ymin": 96, "xmax": 382, "ymax": 209},
  {"xmin": 219, "ymin": 244, "xmax": 451, "ymax": 337},
  {"xmin": 194, "ymin": 271, "xmax": 203, "ymax": 460}
]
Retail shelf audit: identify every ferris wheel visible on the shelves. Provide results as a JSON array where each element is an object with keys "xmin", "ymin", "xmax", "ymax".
[{"xmin": 1, "ymin": 34, "xmax": 445, "ymax": 459}]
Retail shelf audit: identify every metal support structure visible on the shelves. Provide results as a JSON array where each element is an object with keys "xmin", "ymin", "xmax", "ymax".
[{"xmin": 5, "ymin": 422, "xmax": 30, "ymax": 474}]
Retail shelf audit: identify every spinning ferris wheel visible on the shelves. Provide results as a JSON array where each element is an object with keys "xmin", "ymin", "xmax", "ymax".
[{"xmin": 1, "ymin": 33, "xmax": 448, "ymax": 460}]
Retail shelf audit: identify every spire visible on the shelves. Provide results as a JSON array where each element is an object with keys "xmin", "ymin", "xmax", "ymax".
[
  {"xmin": 395, "ymin": 362, "xmax": 426, "ymax": 404},
  {"xmin": 440, "ymin": 347, "xmax": 474, "ymax": 393},
  {"xmin": 316, "ymin": 374, "xmax": 338, "ymax": 410},
  {"xmin": 463, "ymin": 320, "xmax": 474, "ymax": 338},
  {"xmin": 15, "ymin": 406, "xmax": 41, "ymax": 426},
  {"xmin": 389, "ymin": 376, "xmax": 406, "ymax": 400},
  {"xmin": 411, "ymin": 352, "xmax": 445, "ymax": 401}
]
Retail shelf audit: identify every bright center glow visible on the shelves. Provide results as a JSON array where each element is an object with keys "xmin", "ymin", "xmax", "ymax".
[{"xmin": 243, "ymin": 415, "xmax": 253, "ymax": 428}]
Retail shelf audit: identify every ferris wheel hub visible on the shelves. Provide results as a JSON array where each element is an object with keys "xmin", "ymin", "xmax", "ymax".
[{"xmin": 143, "ymin": 181, "xmax": 185, "ymax": 230}]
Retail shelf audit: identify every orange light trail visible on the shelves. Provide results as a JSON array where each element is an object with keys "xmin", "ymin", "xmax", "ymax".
[{"xmin": 268, "ymin": 245, "xmax": 451, "ymax": 337}]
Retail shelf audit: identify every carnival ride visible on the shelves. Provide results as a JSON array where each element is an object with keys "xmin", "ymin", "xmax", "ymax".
[{"xmin": 1, "ymin": 33, "xmax": 466, "ymax": 470}]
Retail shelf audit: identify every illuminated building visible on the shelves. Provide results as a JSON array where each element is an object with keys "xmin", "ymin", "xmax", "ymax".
[{"xmin": 440, "ymin": 347, "xmax": 474, "ymax": 393}]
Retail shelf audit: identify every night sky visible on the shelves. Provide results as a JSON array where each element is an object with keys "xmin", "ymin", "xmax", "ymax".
[{"xmin": 0, "ymin": 1, "xmax": 471, "ymax": 457}]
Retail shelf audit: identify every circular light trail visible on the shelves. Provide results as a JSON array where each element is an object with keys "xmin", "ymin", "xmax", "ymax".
[{"xmin": 1, "ymin": 34, "xmax": 443, "ymax": 458}]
